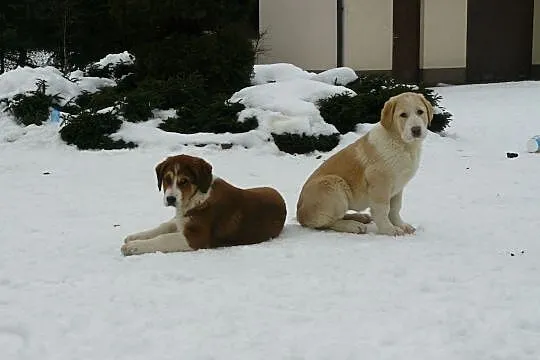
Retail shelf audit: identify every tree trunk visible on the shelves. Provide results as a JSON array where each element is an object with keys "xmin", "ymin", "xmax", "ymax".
[
  {"xmin": 62, "ymin": 1, "xmax": 69, "ymax": 73},
  {"xmin": 0, "ymin": 31, "xmax": 4, "ymax": 73},
  {"xmin": 0, "ymin": 48, "xmax": 4, "ymax": 74},
  {"xmin": 17, "ymin": 48, "xmax": 27, "ymax": 67}
]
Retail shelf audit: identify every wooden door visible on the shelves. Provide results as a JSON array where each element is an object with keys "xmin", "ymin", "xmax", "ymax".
[
  {"xmin": 467, "ymin": 0, "xmax": 534, "ymax": 83},
  {"xmin": 392, "ymin": 0, "xmax": 421, "ymax": 84}
]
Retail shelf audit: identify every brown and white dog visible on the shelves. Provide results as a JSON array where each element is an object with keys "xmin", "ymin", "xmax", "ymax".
[
  {"xmin": 121, "ymin": 154, "xmax": 287, "ymax": 256},
  {"xmin": 296, "ymin": 92, "xmax": 433, "ymax": 236}
]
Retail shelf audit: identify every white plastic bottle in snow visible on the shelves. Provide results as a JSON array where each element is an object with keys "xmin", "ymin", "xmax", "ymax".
[{"xmin": 526, "ymin": 135, "xmax": 540, "ymax": 153}]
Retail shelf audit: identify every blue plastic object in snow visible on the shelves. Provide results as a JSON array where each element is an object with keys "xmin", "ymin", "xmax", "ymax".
[{"xmin": 50, "ymin": 108, "xmax": 61, "ymax": 123}]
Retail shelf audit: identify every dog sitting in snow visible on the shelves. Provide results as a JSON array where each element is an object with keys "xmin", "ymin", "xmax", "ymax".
[
  {"xmin": 296, "ymin": 92, "xmax": 433, "ymax": 236},
  {"xmin": 121, "ymin": 154, "xmax": 287, "ymax": 256}
]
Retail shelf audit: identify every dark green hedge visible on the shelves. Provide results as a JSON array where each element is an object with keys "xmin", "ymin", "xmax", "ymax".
[
  {"xmin": 271, "ymin": 133, "xmax": 341, "ymax": 155},
  {"xmin": 134, "ymin": 26, "xmax": 255, "ymax": 95},
  {"xmin": 159, "ymin": 100, "xmax": 258, "ymax": 134},
  {"xmin": 1, "ymin": 80, "xmax": 63, "ymax": 126},
  {"xmin": 4, "ymin": 67, "xmax": 452, "ymax": 156},
  {"xmin": 73, "ymin": 87, "xmax": 122, "ymax": 113},
  {"xmin": 84, "ymin": 61, "xmax": 136, "ymax": 81},
  {"xmin": 59, "ymin": 112, "xmax": 137, "ymax": 150}
]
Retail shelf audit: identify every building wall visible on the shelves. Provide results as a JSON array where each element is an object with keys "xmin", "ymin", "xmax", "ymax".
[
  {"xmin": 343, "ymin": 0, "xmax": 393, "ymax": 71},
  {"xmin": 533, "ymin": 0, "xmax": 540, "ymax": 64},
  {"xmin": 257, "ymin": 0, "xmax": 337, "ymax": 70},
  {"xmin": 258, "ymin": 0, "xmax": 539, "ymax": 82},
  {"xmin": 420, "ymin": 0, "xmax": 468, "ymax": 69}
]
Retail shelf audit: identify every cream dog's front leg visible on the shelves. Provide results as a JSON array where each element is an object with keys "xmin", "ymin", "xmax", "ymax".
[
  {"xmin": 368, "ymin": 178, "xmax": 406, "ymax": 236},
  {"xmin": 388, "ymin": 191, "xmax": 415, "ymax": 234},
  {"xmin": 124, "ymin": 219, "xmax": 177, "ymax": 243}
]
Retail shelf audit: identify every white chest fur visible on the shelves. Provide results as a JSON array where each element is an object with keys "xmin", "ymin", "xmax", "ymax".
[
  {"xmin": 173, "ymin": 215, "xmax": 185, "ymax": 232},
  {"xmin": 368, "ymin": 125, "xmax": 422, "ymax": 196}
]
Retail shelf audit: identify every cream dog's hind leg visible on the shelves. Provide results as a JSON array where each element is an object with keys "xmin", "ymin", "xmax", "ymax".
[
  {"xmin": 327, "ymin": 212, "xmax": 371, "ymax": 233},
  {"xmin": 298, "ymin": 176, "xmax": 368, "ymax": 234},
  {"xmin": 343, "ymin": 213, "xmax": 372, "ymax": 224},
  {"xmin": 328, "ymin": 219, "xmax": 367, "ymax": 234}
]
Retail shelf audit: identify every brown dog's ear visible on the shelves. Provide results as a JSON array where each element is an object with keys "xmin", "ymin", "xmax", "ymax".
[
  {"xmin": 418, "ymin": 93, "xmax": 434, "ymax": 124},
  {"xmin": 192, "ymin": 157, "xmax": 213, "ymax": 193},
  {"xmin": 380, "ymin": 96, "xmax": 396, "ymax": 130},
  {"xmin": 155, "ymin": 158, "xmax": 169, "ymax": 191}
]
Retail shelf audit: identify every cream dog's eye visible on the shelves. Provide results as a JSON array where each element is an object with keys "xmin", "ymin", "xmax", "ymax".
[
  {"xmin": 416, "ymin": 109, "xmax": 424, "ymax": 115},
  {"xmin": 399, "ymin": 112, "xmax": 408, "ymax": 118},
  {"xmin": 178, "ymin": 178, "xmax": 188, "ymax": 186}
]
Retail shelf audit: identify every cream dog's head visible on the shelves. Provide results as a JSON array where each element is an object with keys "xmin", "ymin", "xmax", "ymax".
[{"xmin": 380, "ymin": 92, "xmax": 434, "ymax": 143}]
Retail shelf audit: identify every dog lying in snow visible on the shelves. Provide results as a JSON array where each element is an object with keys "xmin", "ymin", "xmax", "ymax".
[{"xmin": 121, "ymin": 154, "xmax": 287, "ymax": 255}]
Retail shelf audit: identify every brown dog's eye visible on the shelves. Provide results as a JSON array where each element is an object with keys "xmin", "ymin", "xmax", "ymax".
[
  {"xmin": 399, "ymin": 112, "xmax": 408, "ymax": 118},
  {"xmin": 178, "ymin": 178, "xmax": 188, "ymax": 186},
  {"xmin": 164, "ymin": 175, "xmax": 172, "ymax": 186},
  {"xmin": 416, "ymin": 109, "xmax": 424, "ymax": 115}
]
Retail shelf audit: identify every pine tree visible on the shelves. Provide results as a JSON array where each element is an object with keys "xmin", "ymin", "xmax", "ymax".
[
  {"xmin": 110, "ymin": 0, "xmax": 258, "ymax": 44},
  {"xmin": 48, "ymin": 0, "xmax": 123, "ymax": 70},
  {"xmin": 109, "ymin": 0, "xmax": 258, "ymax": 93},
  {"xmin": 0, "ymin": 0, "xmax": 57, "ymax": 70}
]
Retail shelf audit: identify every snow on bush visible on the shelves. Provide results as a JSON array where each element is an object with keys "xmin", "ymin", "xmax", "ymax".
[
  {"xmin": 230, "ymin": 79, "xmax": 355, "ymax": 136},
  {"xmin": 82, "ymin": 51, "xmax": 137, "ymax": 81},
  {"xmin": 0, "ymin": 61, "xmax": 360, "ymax": 153},
  {"xmin": 94, "ymin": 51, "xmax": 135, "ymax": 69},
  {"xmin": 0, "ymin": 66, "xmax": 115, "ymax": 107},
  {"xmin": 251, "ymin": 63, "xmax": 358, "ymax": 86},
  {"xmin": 1, "ymin": 58, "xmax": 450, "ymax": 154},
  {"xmin": 251, "ymin": 63, "xmax": 313, "ymax": 84}
]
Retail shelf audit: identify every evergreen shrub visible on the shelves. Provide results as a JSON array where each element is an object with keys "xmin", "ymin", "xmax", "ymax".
[
  {"xmin": 159, "ymin": 99, "xmax": 258, "ymax": 134},
  {"xmin": 271, "ymin": 133, "xmax": 341, "ymax": 155},
  {"xmin": 135, "ymin": 27, "xmax": 255, "ymax": 94},
  {"xmin": 59, "ymin": 112, "xmax": 136, "ymax": 150},
  {"xmin": 84, "ymin": 61, "xmax": 136, "ymax": 81},
  {"xmin": 1, "ymin": 80, "xmax": 63, "ymax": 126},
  {"xmin": 122, "ymin": 74, "xmax": 207, "ymax": 115},
  {"xmin": 74, "ymin": 87, "xmax": 122, "ymax": 113}
]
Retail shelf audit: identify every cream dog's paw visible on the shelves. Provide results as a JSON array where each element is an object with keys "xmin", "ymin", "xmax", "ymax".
[
  {"xmin": 378, "ymin": 225, "xmax": 406, "ymax": 236},
  {"xmin": 397, "ymin": 222, "xmax": 416, "ymax": 234}
]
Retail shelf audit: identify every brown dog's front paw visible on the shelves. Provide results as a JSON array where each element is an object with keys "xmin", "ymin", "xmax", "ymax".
[
  {"xmin": 124, "ymin": 234, "xmax": 141, "ymax": 243},
  {"xmin": 121, "ymin": 243, "xmax": 137, "ymax": 256}
]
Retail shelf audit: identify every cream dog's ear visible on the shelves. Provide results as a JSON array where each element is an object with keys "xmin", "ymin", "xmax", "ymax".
[
  {"xmin": 418, "ymin": 93, "xmax": 434, "ymax": 124},
  {"xmin": 380, "ymin": 96, "xmax": 397, "ymax": 130}
]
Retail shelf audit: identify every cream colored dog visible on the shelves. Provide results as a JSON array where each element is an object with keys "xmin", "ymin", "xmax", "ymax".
[{"xmin": 296, "ymin": 92, "xmax": 433, "ymax": 236}]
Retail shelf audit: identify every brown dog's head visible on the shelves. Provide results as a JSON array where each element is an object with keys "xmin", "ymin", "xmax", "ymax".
[
  {"xmin": 380, "ymin": 92, "xmax": 433, "ymax": 143},
  {"xmin": 154, "ymin": 155, "xmax": 213, "ymax": 207}
]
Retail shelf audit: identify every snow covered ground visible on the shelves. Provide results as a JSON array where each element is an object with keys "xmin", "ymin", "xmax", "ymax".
[{"xmin": 2, "ymin": 68, "xmax": 540, "ymax": 359}]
